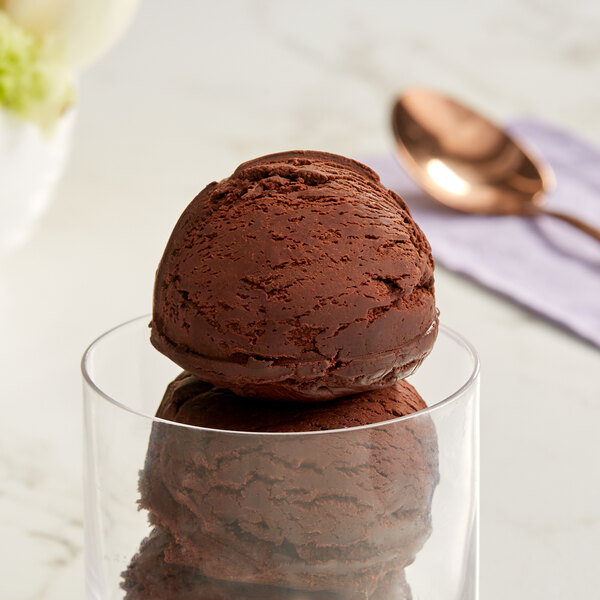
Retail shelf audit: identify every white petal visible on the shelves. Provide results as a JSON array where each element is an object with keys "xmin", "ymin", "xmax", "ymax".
[{"xmin": 2, "ymin": 0, "xmax": 139, "ymax": 70}]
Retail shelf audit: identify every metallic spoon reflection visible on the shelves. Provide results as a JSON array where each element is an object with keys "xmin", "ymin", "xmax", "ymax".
[{"xmin": 392, "ymin": 89, "xmax": 600, "ymax": 242}]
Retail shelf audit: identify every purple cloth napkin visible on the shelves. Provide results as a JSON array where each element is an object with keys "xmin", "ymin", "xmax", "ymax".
[{"xmin": 363, "ymin": 118, "xmax": 600, "ymax": 348}]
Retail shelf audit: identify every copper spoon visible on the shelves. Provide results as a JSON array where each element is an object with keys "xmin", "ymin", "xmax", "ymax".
[{"xmin": 391, "ymin": 88, "xmax": 600, "ymax": 242}]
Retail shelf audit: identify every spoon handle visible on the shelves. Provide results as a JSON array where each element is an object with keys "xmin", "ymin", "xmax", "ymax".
[{"xmin": 534, "ymin": 207, "xmax": 600, "ymax": 243}]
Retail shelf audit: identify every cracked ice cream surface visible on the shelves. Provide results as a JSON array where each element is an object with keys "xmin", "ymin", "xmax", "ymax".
[
  {"xmin": 138, "ymin": 372, "xmax": 439, "ymax": 594},
  {"xmin": 151, "ymin": 151, "xmax": 438, "ymax": 400},
  {"xmin": 121, "ymin": 527, "xmax": 414, "ymax": 600}
]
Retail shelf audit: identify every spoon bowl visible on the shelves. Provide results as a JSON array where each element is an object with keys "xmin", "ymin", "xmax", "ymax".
[{"xmin": 392, "ymin": 89, "xmax": 600, "ymax": 241}]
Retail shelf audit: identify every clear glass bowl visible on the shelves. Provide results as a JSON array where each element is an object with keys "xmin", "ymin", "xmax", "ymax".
[{"xmin": 82, "ymin": 316, "xmax": 479, "ymax": 600}]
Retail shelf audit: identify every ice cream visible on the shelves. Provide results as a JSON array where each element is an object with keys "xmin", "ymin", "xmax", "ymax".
[
  {"xmin": 124, "ymin": 150, "xmax": 441, "ymax": 598},
  {"xmin": 138, "ymin": 372, "xmax": 438, "ymax": 595},
  {"xmin": 150, "ymin": 151, "xmax": 438, "ymax": 401},
  {"xmin": 122, "ymin": 527, "xmax": 413, "ymax": 600}
]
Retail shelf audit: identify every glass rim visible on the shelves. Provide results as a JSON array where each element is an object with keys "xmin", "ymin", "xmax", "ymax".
[{"xmin": 81, "ymin": 315, "xmax": 480, "ymax": 437}]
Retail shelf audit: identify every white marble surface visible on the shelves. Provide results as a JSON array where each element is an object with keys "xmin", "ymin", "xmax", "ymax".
[{"xmin": 1, "ymin": 1, "xmax": 599, "ymax": 598}]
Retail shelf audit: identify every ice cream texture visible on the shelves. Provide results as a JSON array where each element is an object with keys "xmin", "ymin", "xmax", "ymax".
[
  {"xmin": 151, "ymin": 150, "xmax": 438, "ymax": 401},
  {"xmin": 125, "ymin": 150, "xmax": 441, "ymax": 598},
  {"xmin": 138, "ymin": 372, "xmax": 438, "ymax": 594},
  {"xmin": 122, "ymin": 527, "xmax": 414, "ymax": 600}
]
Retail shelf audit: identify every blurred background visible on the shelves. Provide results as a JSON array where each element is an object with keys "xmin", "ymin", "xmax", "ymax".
[{"xmin": 1, "ymin": 1, "xmax": 599, "ymax": 598}]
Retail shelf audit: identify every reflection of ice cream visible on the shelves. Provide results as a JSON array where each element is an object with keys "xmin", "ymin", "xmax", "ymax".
[
  {"xmin": 137, "ymin": 372, "xmax": 438, "ymax": 596},
  {"xmin": 150, "ymin": 151, "xmax": 438, "ymax": 401},
  {"xmin": 122, "ymin": 528, "xmax": 413, "ymax": 600}
]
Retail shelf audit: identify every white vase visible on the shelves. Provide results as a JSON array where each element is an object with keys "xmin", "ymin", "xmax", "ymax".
[{"xmin": 0, "ymin": 107, "xmax": 75, "ymax": 252}]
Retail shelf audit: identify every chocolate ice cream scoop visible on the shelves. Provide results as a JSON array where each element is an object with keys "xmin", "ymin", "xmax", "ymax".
[
  {"xmin": 122, "ymin": 527, "xmax": 413, "ymax": 600},
  {"xmin": 139, "ymin": 372, "xmax": 439, "ymax": 595},
  {"xmin": 151, "ymin": 151, "xmax": 438, "ymax": 401}
]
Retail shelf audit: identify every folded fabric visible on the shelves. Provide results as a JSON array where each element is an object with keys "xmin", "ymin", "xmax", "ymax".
[{"xmin": 363, "ymin": 118, "xmax": 600, "ymax": 348}]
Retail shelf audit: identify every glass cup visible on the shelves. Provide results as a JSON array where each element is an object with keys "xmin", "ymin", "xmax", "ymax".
[{"xmin": 82, "ymin": 316, "xmax": 479, "ymax": 600}]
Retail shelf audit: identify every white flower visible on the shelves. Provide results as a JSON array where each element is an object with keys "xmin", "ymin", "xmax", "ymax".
[{"xmin": 1, "ymin": 0, "xmax": 139, "ymax": 70}]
